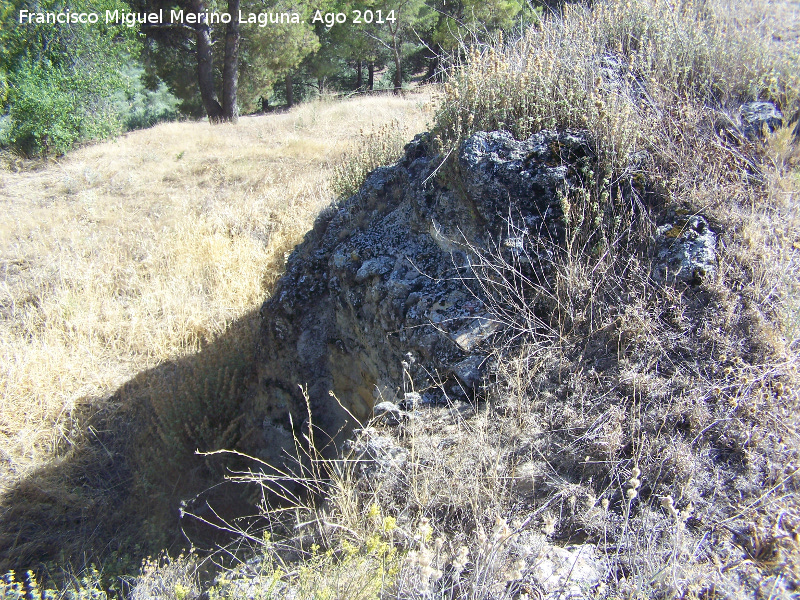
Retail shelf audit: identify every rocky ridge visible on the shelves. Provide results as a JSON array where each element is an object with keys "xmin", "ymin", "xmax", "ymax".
[
  {"xmin": 240, "ymin": 127, "xmax": 717, "ymax": 464},
  {"xmin": 243, "ymin": 130, "xmax": 590, "ymax": 460}
]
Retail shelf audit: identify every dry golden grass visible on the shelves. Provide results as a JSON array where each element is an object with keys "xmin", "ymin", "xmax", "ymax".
[{"xmin": 0, "ymin": 93, "xmax": 432, "ymax": 497}]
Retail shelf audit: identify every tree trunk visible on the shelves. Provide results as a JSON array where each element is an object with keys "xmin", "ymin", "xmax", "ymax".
[
  {"xmin": 393, "ymin": 49, "xmax": 402, "ymax": 94},
  {"xmin": 425, "ymin": 52, "xmax": 439, "ymax": 82},
  {"xmin": 367, "ymin": 62, "xmax": 374, "ymax": 90},
  {"xmin": 391, "ymin": 26, "xmax": 402, "ymax": 94},
  {"xmin": 192, "ymin": 0, "xmax": 223, "ymax": 122},
  {"xmin": 285, "ymin": 71, "xmax": 293, "ymax": 107},
  {"xmin": 356, "ymin": 60, "xmax": 363, "ymax": 90},
  {"xmin": 221, "ymin": 0, "xmax": 240, "ymax": 122}
]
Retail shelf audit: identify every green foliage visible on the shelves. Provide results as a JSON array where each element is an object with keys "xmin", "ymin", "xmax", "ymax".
[
  {"xmin": 0, "ymin": 0, "xmax": 138, "ymax": 156},
  {"xmin": 5, "ymin": 63, "xmax": 127, "ymax": 156},
  {"xmin": 3, "ymin": 65, "xmax": 83, "ymax": 156},
  {"xmin": 113, "ymin": 65, "xmax": 180, "ymax": 131},
  {"xmin": 430, "ymin": 0, "xmax": 525, "ymax": 54},
  {"xmin": 237, "ymin": 0, "xmax": 320, "ymax": 108},
  {"xmin": 140, "ymin": 41, "xmax": 206, "ymax": 117}
]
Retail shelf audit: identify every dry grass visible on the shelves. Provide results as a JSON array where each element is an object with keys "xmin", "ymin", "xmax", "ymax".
[
  {"xmin": 400, "ymin": 1, "xmax": 800, "ymax": 590},
  {"xmin": 6, "ymin": 0, "xmax": 800, "ymax": 595},
  {"xmin": 0, "ymin": 92, "xmax": 432, "ymax": 501},
  {"xmin": 148, "ymin": 1, "xmax": 800, "ymax": 598}
]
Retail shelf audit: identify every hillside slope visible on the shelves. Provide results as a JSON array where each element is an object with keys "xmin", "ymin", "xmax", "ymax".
[
  {"xmin": 148, "ymin": 0, "xmax": 800, "ymax": 598},
  {"xmin": 0, "ymin": 93, "xmax": 432, "ymax": 574}
]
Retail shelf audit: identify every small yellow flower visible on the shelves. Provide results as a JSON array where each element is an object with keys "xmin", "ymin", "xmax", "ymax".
[
  {"xmin": 382, "ymin": 515, "xmax": 397, "ymax": 533},
  {"xmin": 367, "ymin": 503, "xmax": 380, "ymax": 520}
]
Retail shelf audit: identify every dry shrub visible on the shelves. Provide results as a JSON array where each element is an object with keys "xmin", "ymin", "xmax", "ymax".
[
  {"xmin": 131, "ymin": 553, "xmax": 201, "ymax": 600},
  {"xmin": 434, "ymin": 0, "xmax": 798, "ymax": 155},
  {"xmin": 331, "ymin": 118, "xmax": 427, "ymax": 200}
]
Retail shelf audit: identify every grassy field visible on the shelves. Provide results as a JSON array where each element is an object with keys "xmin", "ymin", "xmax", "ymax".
[
  {"xmin": 2, "ymin": 0, "xmax": 800, "ymax": 596},
  {"xmin": 0, "ymin": 93, "xmax": 432, "ymax": 572}
]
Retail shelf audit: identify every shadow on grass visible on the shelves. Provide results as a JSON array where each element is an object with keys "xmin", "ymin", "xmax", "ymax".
[{"xmin": 0, "ymin": 309, "xmax": 265, "ymax": 586}]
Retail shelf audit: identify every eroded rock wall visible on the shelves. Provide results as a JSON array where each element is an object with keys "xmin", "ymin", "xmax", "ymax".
[{"xmin": 244, "ymin": 130, "xmax": 596, "ymax": 459}]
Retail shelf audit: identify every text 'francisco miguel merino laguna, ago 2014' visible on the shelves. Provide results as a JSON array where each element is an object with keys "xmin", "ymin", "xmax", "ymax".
[{"xmin": 17, "ymin": 8, "xmax": 398, "ymax": 26}]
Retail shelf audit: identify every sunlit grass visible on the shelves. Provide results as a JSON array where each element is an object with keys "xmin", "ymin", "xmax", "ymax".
[{"xmin": 0, "ymin": 93, "xmax": 433, "ymax": 491}]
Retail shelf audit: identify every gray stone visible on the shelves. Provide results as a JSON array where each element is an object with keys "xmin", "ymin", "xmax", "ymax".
[
  {"xmin": 740, "ymin": 101, "xmax": 783, "ymax": 140},
  {"xmin": 343, "ymin": 428, "xmax": 408, "ymax": 479},
  {"xmin": 245, "ymin": 129, "xmax": 597, "ymax": 458},
  {"xmin": 372, "ymin": 401, "xmax": 405, "ymax": 425},
  {"xmin": 528, "ymin": 543, "xmax": 604, "ymax": 599},
  {"xmin": 653, "ymin": 215, "xmax": 717, "ymax": 285},
  {"xmin": 355, "ymin": 256, "xmax": 394, "ymax": 282},
  {"xmin": 452, "ymin": 355, "xmax": 487, "ymax": 387},
  {"xmin": 401, "ymin": 392, "xmax": 422, "ymax": 409},
  {"xmin": 451, "ymin": 316, "xmax": 502, "ymax": 352}
]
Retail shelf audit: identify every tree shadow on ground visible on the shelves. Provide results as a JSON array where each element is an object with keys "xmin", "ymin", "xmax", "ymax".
[{"xmin": 0, "ymin": 309, "xmax": 265, "ymax": 587}]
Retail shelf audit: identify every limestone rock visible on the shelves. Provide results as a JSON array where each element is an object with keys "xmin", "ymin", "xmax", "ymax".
[
  {"xmin": 343, "ymin": 427, "xmax": 408, "ymax": 480},
  {"xmin": 740, "ymin": 101, "xmax": 783, "ymax": 140},
  {"xmin": 372, "ymin": 401, "xmax": 406, "ymax": 425},
  {"xmin": 452, "ymin": 355, "xmax": 487, "ymax": 388},
  {"xmin": 653, "ymin": 215, "xmax": 717, "ymax": 285},
  {"xmin": 355, "ymin": 256, "xmax": 394, "ymax": 282},
  {"xmin": 528, "ymin": 543, "xmax": 604, "ymax": 599},
  {"xmin": 244, "ymin": 129, "xmax": 595, "ymax": 459},
  {"xmin": 401, "ymin": 392, "xmax": 422, "ymax": 409},
  {"xmin": 451, "ymin": 316, "xmax": 502, "ymax": 352}
]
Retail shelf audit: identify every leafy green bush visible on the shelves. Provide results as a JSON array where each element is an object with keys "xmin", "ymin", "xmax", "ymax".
[
  {"xmin": 114, "ymin": 65, "xmax": 180, "ymax": 131},
  {"xmin": 0, "ymin": 0, "xmax": 138, "ymax": 156},
  {"xmin": 5, "ymin": 63, "xmax": 122, "ymax": 157}
]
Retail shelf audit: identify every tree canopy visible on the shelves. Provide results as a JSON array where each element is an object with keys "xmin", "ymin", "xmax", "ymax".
[{"xmin": 0, "ymin": 0, "xmax": 532, "ymax": 155}]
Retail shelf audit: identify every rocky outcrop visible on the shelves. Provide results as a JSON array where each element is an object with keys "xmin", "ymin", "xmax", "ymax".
[
  {"xmin": 343, "ymin": 427, "xmax": 409, "ymax": 480},
  {"xmin": 239, "ymin": 127, "xmax": 726, "ymax": 461},
  {"xmin": 739, "ymin": 101, "xmax": 784, "ymax": 140},
  {"xmin": 243, "ymin": 129, "xmax": 596, "ymax": 458},
  {"xmin": 714, "ymin": 101, "xmax": 797, "ymax": 146},
  {"xmin": 653, "ymin": 215, "xmax": 717, "ymax": 284}
]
